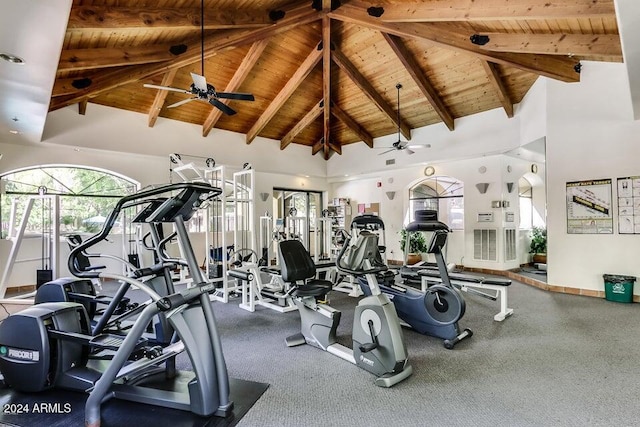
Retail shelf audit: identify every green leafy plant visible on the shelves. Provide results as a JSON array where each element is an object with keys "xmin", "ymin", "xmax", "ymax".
[
  {"xmin": 529, "ymin": 226, "xmax": 547, "ymax": 254},
  {"xmin": 399, "ymin": 229, "xmax": 429, "ymax": 254}
]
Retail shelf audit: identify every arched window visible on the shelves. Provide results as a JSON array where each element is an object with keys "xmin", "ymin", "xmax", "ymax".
[
  {"xmin": 409, "ymin": 176, "xmax": 464, "ymax": 229},
  {"xmin": 1, "ymin": 166, "xmax": 138, "ymax": 237}
]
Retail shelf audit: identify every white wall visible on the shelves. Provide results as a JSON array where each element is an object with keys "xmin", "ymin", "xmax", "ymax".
[
  {"xmin": 40, "ymin": 103, "xmax": 327, "ymax": 178},
  {"xmin": 546, "ymin": 61, "xmax": 640, "ymax": 295},
  {"xmin": 327, "ymin": 106, "xmax": 522, "ymax": 178},
  {"xmin": 329, "ymin": 153, "xmax": 542, "ymax": 269}
]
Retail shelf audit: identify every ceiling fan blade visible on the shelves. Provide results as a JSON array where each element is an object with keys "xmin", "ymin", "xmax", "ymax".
[
  {"xmin": 167, "ymin": 97, "xmax": 197, "ymax": 108},
  {"xmin": 209, "ymin": 98, "xmax": 237, "ymax": 115},
  {"xmin": 405, "ymin": 148, "xmax": 415, "ymax": 155},
  {"xmin": 144, "ymin": 84, "xmax": 191, "ymax": 95},
  {"xmin": 215, "ymin": 92, "xmax": 255, "ymax": 101},
  {"xmin": 407, "ymin": 143, "xmax": 430, "ymax": 149},
  {"xmin": 190, "ymin": 72, "xmax": 208, "ymax": 92},
  {"xmin": 378, "ymin": 148, "xmax": 396, "ymax": 155}
]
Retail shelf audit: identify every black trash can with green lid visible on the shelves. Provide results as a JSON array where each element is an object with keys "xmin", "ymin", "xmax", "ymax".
[{"xmin": 603, "ymin": 274, "xmax": 635, "ymax": 303}]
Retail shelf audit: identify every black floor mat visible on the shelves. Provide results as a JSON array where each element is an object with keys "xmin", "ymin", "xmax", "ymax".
[{"xmin": 0, "ymin": 377, "xmax": 268, "ymax": 427}]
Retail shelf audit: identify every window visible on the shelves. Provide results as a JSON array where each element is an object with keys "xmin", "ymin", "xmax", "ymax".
[
  {"xmin": 1, "ymin": 166, "xmax": 138, "ymax": 238},
  {"xmin": 519, "ymin": 177, "xmax": 533, "ymax": 229},
  {"xmin": 409, "ymin": 176, "xmax": 464, "ymax": 230}
]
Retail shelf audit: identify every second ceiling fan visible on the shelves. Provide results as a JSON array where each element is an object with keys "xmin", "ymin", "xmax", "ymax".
[
  {"xmin": 143, "ymin": 0, "xmax": 254, "ymax": 116},
  {"xmin": 378, "ymin": 83, "xmax": 429, "ymax": 155}
]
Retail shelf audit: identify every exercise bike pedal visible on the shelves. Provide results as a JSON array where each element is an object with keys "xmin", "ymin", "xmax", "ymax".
[
  {"xmin": 285, "ymin": 333, "xmax": 307, "ymax": 348},
  {"xmin": 359, "ymin": 319, "xmax": 380, "ymax": 353},
  {"xmin": 358, "ymin": 342, "xmax": 379, "ymax": 353}
]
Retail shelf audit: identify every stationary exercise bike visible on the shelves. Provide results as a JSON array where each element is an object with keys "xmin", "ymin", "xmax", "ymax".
[
  {"xmin": 351, "ymin": 213, "xmax": 472, "ymax": 349},
  {"xmin": 279, "ymin": 231, "xmax": 412, "ymax": 388}
]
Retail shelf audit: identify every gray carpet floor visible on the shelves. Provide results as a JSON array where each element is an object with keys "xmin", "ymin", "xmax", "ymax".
[{"xmin": 202, "ymin": 278, "xmax": 639, "ymax": 427}]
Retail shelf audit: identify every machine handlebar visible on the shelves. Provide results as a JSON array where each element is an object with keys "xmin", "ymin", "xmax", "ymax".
[
  {"xmin": 335, "ymin": 232, "xmax": 388, "ymax": 276},
  {"xmin": 69, "ymin": 182, "xmax": 220, "ymax": 278}
]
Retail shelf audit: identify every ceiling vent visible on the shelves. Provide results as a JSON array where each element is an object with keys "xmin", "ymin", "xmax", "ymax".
[{"xmin": 385, "ymin": 158, "xmax": 396, "ymax": 166}]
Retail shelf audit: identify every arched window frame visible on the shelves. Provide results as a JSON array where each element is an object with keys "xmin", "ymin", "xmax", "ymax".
[
  {"xmin": 408, "ymin": 176, "xmax": 464, "ymax": 230},
  {"xmin": 0, "ymin": 165, "xmax": 139, "ymax": 237}
]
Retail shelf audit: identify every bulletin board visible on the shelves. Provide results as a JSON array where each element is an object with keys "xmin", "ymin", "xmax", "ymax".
[
  {"xmin": 616, "ymin": 176, "xmax": 640, "ymax": 234},
  {"xmin": 566, "ymin": 179, "xmax": 613, "ymax": 234},
  {"xmin": 357, "ymin": 202, "xmax": 380, "ymax": 215}
]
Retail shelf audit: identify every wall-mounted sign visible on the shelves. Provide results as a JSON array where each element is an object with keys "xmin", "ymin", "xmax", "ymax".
[
  {"xmin": 566, "ymin": 179, "xmax": 613, "ymax": 234},
  {"xmin": 477, "ymin": 212, "xmax": 494, "ymax": 222},
  {"xmin": 505, "ymin": 212, "xmax": 515, "ymax": 222}
]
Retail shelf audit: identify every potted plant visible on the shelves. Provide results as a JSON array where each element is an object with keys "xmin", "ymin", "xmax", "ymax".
[
  {"xmin": 400, "ymin": 229, "xmax": 429, "ymax": 265},
  {"xmin": 529, "ymin": 226, "xmax": 547, "ymax": 264}
]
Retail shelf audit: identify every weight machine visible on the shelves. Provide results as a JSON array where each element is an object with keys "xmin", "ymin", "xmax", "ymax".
[
  {"xmin": 205, "ymin": 165, "xmax": 240, "ymax": 303},
  {"xmin": 0, "ymin": 194, "xmax": 60, "ymax": 299}
]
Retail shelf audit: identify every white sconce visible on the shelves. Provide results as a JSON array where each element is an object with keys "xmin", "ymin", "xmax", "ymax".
[
  {"xmin": 386, "ymin": 191, "xmax": 396, "ymax": 200},
  {"xmin": 259, "ymin": 192, "xmax": 269, "ymax": 202},
  {"xmin": 476, "ymin": 183, "xmax": 489, "ymax": 194}
]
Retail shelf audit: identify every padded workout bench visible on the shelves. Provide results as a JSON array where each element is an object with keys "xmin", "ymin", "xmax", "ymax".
[{"xmin": 419, "ymin": 269, "xmax": 514, "ymax": 321}]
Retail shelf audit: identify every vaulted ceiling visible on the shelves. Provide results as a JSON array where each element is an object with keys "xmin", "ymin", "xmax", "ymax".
[{"xmin": 48, "ymin": 0, "xmax": 621, "ymax": 159}]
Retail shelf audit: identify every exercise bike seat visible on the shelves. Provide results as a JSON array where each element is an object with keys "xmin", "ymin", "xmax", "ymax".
[
  {"xmin": 278, "ymin": 239, "xmax": 333, "ymax": 298},
  {"xmin": 291, "ymin": 281, "xmax": 333, "ymax": 298}
]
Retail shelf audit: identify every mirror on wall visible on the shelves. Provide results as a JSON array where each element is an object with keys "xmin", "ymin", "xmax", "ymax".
[
  {"xmin": 503, "ymin": 137, "xmax": 547, "ymax": 281},
  {"xmin": 271, "ymin": 188, "xmax": 323, "ymax": 260}
]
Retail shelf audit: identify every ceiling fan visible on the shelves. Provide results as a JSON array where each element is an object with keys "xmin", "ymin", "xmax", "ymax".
[
  {"xmin": 143, "ymin": 0, "xmax": 254, "ymax": 115},
  {"xmin": 377, "ymin": 83, "xmax": 429, "ymax": 155}
]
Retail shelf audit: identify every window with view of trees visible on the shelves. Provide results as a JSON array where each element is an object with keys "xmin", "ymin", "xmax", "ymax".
[
  {"xmin": 409, "ymin": 176, "xmax": 464, "ymax": 230},
  {"xmin": 1, "ymin": 166, "xmax": 138, "ymax": 238}
]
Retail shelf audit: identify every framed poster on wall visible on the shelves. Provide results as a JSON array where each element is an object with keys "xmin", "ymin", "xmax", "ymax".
[
  {"xmin": 616, "ymin": 176, "xmax": 640, "ymax": 234},
  {"xmin": 566, "ymin": 179, "xmax": 613, "ymax": 234}
]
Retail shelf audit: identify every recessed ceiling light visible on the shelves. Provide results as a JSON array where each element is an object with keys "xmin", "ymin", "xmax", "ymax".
[
  {"xmin": 0, "ymin": 53, "xmax": 25, "ymax": 64},
  {"xmin": 9, "ymin": 130, "xmax": 20, "ymax": 135}
]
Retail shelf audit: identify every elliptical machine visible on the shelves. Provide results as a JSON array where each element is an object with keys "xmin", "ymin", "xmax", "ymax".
[
  {"xmin": 0, "ymin": 182, "xmax": 234, "ymax": 427},
  {"xmin": 34, "ymin": 198, "xmax": 177, "ymax": 345},
  {"xmin": 279, "ymin": 231, "xmax": 412, "ymax": 388},
  {"xmin": 351, "ymin": 213, "xmax": 472, "ymax": 349}
]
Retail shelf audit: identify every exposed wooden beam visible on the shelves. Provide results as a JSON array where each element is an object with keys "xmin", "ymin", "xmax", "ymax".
[
  {"xmin": 203, "ymin": 39, "xmax": 269, "ymax": 137},
  {"xmin": 67, "ymin": 6, "xmax": 272, "ymax": 30},
  {"xmin": 331, "ymin": 103, "xmax": 373, "ymax": 147},
  {"xmin": 373, "ymin": 0, "xmax": 616, "ymax": 22},
  {"xmin": 328, "ymin": 142, "xmax": 342, "ymax": 155},
  {"xmin": 78, "ymin": 100, "xmax": 88, "ymax": 115},
  {"xmin": 332, "ymin": 48, "xmax": 412, "ymax": 140},
  {"xmin": 323, "ymin": 140, "xmax": 330, "ymax": 160},
  {"xmin": 53, "ymin": 76, "xmax": 97, "ymax": 98},
  {"xmin": 322, "ymin": 14, "xmax": 332, "ymax": 158},
  {"xmin": 329, "ymin": 2, "xmax": 580, "ymax": 83},
  {"xmin": 246, "ymin": 43, "xmax": 322, "ymax": 144},
  {"xmin": 476, "ymin": 33, "xmax": 622, "ymax": 60},
  {"xmin": 481, "ymin": 61, "xmax": 514, "ymax": 118},
  {"xmin": 281, "ymin": 100, "xmax": 323, "ymax": 150},
  {"xmin": 58, "ymin": 45, "xmax": 187, "ymax": 72},
  {"xmin": 382, "ymin": 33, "xmax": 455, "ymax": 131},
  {"xmin": 50, "ymin": 2, "xmax": 321, "ymax": 111},
  {"xmin": 312, "ymin": 139, "xmax": 324, "ymax": 155},
  {"xmin": 148, "ymin": 69, "xmax": 178, "ymax": 127}
]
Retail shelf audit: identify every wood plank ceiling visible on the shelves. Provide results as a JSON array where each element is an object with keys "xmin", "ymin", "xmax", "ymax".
[{"xmin": 51, "ymin": 0, "xmax": 621, "ymax": 160}]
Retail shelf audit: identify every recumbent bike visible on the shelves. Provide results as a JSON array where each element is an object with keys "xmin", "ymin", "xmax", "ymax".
[
  {"xmin": 279, "ymin": 231, "xmax": 412, "ymax": 388},
  {"xmin": 350, "ymin": 213, "xmax": 472, "ymax": 349}
]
